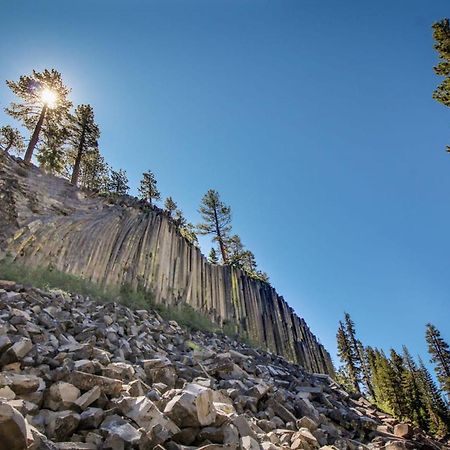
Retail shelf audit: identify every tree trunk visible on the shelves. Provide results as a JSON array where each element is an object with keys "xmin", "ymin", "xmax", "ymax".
[
  {"xmin": 71, "ymin": 127, "xmax": 86, "ymax": 186},
  {"xmin": 213, "ymin": 207, "xmax": 227, "ymax": 264},
  {"xmin": 24, "ymin": 106, "xmax": 47, "ymax": 163}
]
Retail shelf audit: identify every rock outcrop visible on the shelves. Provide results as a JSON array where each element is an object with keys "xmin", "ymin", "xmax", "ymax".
[
  {"xmin": 0, "ymin": 281, "xmax": 446, "ymax": 450},
  {"xmin": 0, "ymin": 153, "xmax": 333, "ymax": 374}
]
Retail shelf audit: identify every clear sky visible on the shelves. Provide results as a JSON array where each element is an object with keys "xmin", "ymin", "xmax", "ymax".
[{"xmin": 1, "ymin": 0, "xmax": 449, "ymax": 367}]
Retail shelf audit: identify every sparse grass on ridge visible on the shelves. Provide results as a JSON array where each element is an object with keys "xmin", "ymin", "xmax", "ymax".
[{"xmin": 0, "ymin": 257, "xmax": 220, "ymax": 333}]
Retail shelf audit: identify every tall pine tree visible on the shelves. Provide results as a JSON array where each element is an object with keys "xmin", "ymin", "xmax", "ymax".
[
  {"xmin": 337, "ymin": 321, "xmax": 361, "ymax": 393},
  {"xmin": 197, "ymin": 189, "xmax": 232, "ymax": 264},
  {"xmin": 68, "ymin": 104, "xmax": 100, "ymax": 186},
  {"xmin": 432, "ymin": 19, "xmax": 450, "ymax": 151},
  {"xmin": 426, "ymin": 323, "xmax": 450, "ymax": 400},
  {"xmin": 164, "ymin": 197, "xmax": 177, "ymax": 217},
  {"xmin": 5, "ymin": 69, "xmax": 72, "ymax": 162},
  {"xmin": 138, "ymin": 170, "xmax": 160, "ymax": 205}
]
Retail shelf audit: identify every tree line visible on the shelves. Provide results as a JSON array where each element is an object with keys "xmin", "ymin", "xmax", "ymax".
[
  {"xmin": 0, "ymin": 69, "xmax": 268, "ymax": 283},
  {"xmin": 336, "ymin": 314, "xmax": 450, "ymax": 438}
]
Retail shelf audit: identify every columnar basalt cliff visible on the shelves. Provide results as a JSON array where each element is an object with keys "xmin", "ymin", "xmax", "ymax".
[{"xmin": 0, "ymin": 153, "xmax": 333, "ymax": 375}]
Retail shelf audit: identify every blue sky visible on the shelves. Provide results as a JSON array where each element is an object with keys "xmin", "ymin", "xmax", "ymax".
[{"xmin": 1, "ymin": 0, "xmax": 449, "ymax": 367}]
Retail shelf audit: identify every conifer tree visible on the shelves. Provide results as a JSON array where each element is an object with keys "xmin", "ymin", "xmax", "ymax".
[
  {"xmin": 79, "ymin": 149, "xmax": 110, "ymax": 192},
  {"xmin": 432, "ymin": 19, "xmax": 450, "ymax": 151},
  {"xmin": 5, "ymin": 69, "xmax": 72, "ymax": 162},
  {"xmin": 389, "ymin": 349, "xmax": 409, "ymax": 419},
  {"xmin": 402, "ymin": 346, "xmax": 428, "ymax": 431},
  {"xmin": 197, "ymin": 189, "xmax": 232, "ymax": 264},
  {"xmin": 138, "ymin": 170, "xmax": 160, "ymax": 205},
  {"xmin": 0, "ymin": 125, "xmax": 24, "ymax": 154},
  {"xmin": 173, "ymin": 209, "xmax": 198, "ymax": 246},
  {"xmin": 417, "ymin": 358, "xmax": 449, "ymax": 437},
  {"xmin": 208, "ymin": 248, "xmax": 219, "ymax": 264},
  {"xmin": 36, "ymin": 123, "xmax": 68, "ymax": 175},
  {"xmin": 337, "ymin": 321, "xmax": 360, "ymax": 393},
  {"xmin": 108, "ymin": 169, "xmax": 129, "ymax": 195},
  {"xmin": 357, "ymin": 340, "xmax": 375, "ymax": 399},
  {"xmin": 426, "ymin": 323, "xmax": 450, "ymax": 400},
  {"xmin": 164, "ymin": 197, "xmax": 177, "ymax": 217},
  {"xmin": 67, "ymin": 105, "xmax": 100, "ymax": 186}
]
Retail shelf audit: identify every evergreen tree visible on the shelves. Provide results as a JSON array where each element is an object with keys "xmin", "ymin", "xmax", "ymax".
[
  {"xmin": 336, "ymin": 321, "xmax": 360, "ymax": 393},
  {"xmin": 432, "ymin": 19, "xmax": 450, "ymax": 151},
  {"xmin": 67, "ymin": 105, "xmax": 100, "ymax": 186},
  {"xmin": 164, "ymin": 197, "xmax": 177, "ymax": 217},
  {"xmin": 208, "ymin": 248, "xmax": 219, "ymax": 264},
  {"xmin": 5, "ymin": 69, "xmax": 72, "ymax": 162},
  {"xmin": 79, "ymin": 149, "xmax": 110, "ymax": 192},
  {"xmin": 0, "ymin": 125, "xmax": 24, "ymax": 154},
  {"xmin": 426, "ymin": 323, "xmax": 450, "ymax": 400},
  {"xmin": 138, "ymin": 170, "xmax": 160, "ymax": 205},
  {"xmin": 402, "ymin": 346, "xmax": 428, "ymax": 431},
  {"xmin": 417, "ymin": 358, "xmax": 449, "ymax": 437},
  {"xmin": 389, "ymin": 349, "xmax": 409, "ymax": 419},
  {"xmin": 357, "ymin": 340, "xmax": 375, "ymax": 399},
  {"xmin": 108, "ymin": 169, "xmax": 129, "ymax": 195},
  {"xmin": 197, "ymin": 189, "xmax": 232, "ymax": 264},
  {"xmin": 36, "ymin": 123, "xmax": 68, "ymax": 175},
  {"xmin": 173, "ymin": 209, "xmax": 198, "ymax": 246}
]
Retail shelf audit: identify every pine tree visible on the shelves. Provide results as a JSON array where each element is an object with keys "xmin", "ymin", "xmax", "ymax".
[
  {"xmin": 336, "ymin": 321, "xmax": 360, "ymax": 393},
  {"xmin": 164, "ymin": 197, "xmax": 177, "ymax": 217},
  {"xmin": 79, "ymin": 149, "xmax": 110, "ymax": 192},
  {"xmin": 426, "ymin": 323, "xmax": 450, "ymax": 400},
  {"xmin": 389, "ymin": 349, "xmax": 409, "ymax": 419},
  {"xmin": 197, "ymin": 189, "xmax": 232, "ymax": 264},
  {"xmin": 36, "ymin": 123, "xmax": 68, "ymax": 175},
  {"xmin": 0, "ymin": 125, "xmax": 24, "ymax": 154},
  {"xmin": 173, "ymin": 209, "xmax": 198, "ymax": 245},
  {"xmin": 402, "ymin": 346, "xmax": 428, "ymax": 431},
  {"xmin": 208, "ymin": 248, "xmax": 219, "ymax": 264},
  {"xmin": 357, "ymin": 340, "xmax": 375, "ymax": 399},
  {"xmin": 108, "ymin": 169, "xmax": 129, "ymax": 195},
  {"xmin": 417, "ymin": 358, "xmax": 449, "ymax": 437},
  {"xmin": 138, "ymin": 170, "xmax": 160, "ymax": 205},
  {"xmin": 432, "ymin": 19, "xmax": 450, "ymax": 151},
  {"xmin": 5, "ymin": 69, "xmax": 72, "ymax": 162},
  {"xmin": 67, "ymin": 105, "xmax": 100, "ymax": 186}
]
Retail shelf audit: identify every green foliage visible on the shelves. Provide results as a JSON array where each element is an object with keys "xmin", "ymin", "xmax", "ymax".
[
  {"xmin": 336, "ymin": 320, "xmax": 360, "ymax": 393},
  {"xmin": 426, "ymin": 323, "xmax": 450, "ymax": 400},
  {"xmin": 164, "ymin": 196, "xmax": 177, "ymax": 216},
  {"xmin": 5, "ymin": 69, "xmax": 72, "ymax": 162},
  {"xmin": 157, "ymin": 303, "xmax": 217, "ymax": 333},
  {"xmin": 432, "ymin": 19, "xmax": 450, "ymax": 151},
  {"xmin": 173, "ymin": 209, "xmax": 198, "ymax": 246},
  {"xmin": 197, "ymin": 189, "xmax": 232, "ymax": 263},
  {"xmin": 36, "ymin": 123, "xmax": 68, "ymax": 175},
  {"xmin": 0, "ymin": 125, "xmax": 24, "ymax": 154},
  {"xmin": 108, "ymin": 168, "xmax": 129, "ymax": 195},
  {"xmin": 67, "ymin": 104, "xmax": 100, "ymax": 185},
  {"xmin": 138, "ymin": 170, "xmax": 160, "ymax": 205},
  {"xmin": 78, "ymin": 149, "xmax": 110, "ymax": 192},
  {"xmin": 208, "ymin": 247, "xmax": 219, "ymax": 264}
]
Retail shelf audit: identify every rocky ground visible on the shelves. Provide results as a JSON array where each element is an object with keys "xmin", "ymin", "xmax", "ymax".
[{"xmin": 0, "ymin": 281, "xmax": 447, "ymax": 450}]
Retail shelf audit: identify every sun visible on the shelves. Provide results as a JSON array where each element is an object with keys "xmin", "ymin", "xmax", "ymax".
[{"xmin": 40, "ymin": 88, "xmax": 58, "ymax": 108}]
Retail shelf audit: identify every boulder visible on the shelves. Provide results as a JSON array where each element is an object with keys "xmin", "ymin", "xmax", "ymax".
[
  {"xmin": 0, "ymin": 402, "xmax": 31, "ymax": 450},
  {"xmin": 164, "ymin": 383, "xmax": 216, "ymax": 427}
]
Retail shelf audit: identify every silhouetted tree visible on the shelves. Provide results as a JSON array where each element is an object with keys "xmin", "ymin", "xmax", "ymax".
[
  {"xmin": 5, "ymin": 69, "xmax": 72, "ymax": 162},
  {"xmin": 68, "ymin": 104, "xmax": 100, "ymax": 186},
  {"xmin": 108, "ymin": 169, "xmax": 129, "ymax": 195},
  {"xmin": 197, "ymin": 189, "xmax": 232, "ymax": 263},
  {"xmin": 426, "ymin": 323, "xmax": 450, "ymax": 400},
  {"xmin": 0, "ymin": 125, "xmax": 24, "ymax": 154},
  {"xmin": 138, "ymin": 170, "xmax": 160, "ymax": 205}
]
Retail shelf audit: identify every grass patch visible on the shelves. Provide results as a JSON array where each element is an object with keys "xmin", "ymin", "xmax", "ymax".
[{"xmin": 0, "ymin": 257, "xmax": 219, "ymax": 333}]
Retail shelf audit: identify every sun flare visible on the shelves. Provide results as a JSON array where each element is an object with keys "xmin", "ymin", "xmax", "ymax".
[{"xmin": 40, "ymin": 88, "xmax": 58, "ymax": 108}]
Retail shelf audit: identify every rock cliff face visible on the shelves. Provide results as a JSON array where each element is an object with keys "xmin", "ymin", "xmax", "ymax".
[{"xmin": 0, "ymin": 153, "xmax": 333, "ymax": 375}]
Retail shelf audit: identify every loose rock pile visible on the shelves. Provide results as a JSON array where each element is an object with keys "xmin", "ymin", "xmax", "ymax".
[{"xmin": 0, "ymin": 281, "xmax": 446, "ymax": 450}]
